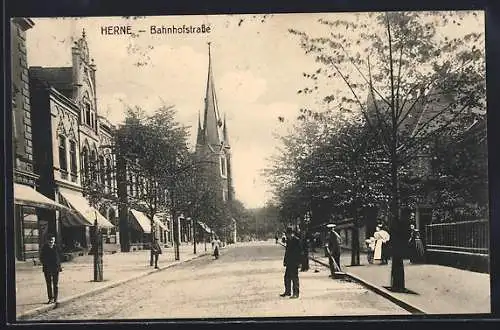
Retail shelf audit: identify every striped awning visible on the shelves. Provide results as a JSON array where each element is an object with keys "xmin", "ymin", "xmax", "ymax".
[
  {"xmin": 14, "ymin": 183, "xmax": 71, "ymax": 212},
  {"xmin": 59, "ymin": 189, "xmax": 114, "ymax": 228},
  {"xmin": 153, "ymin": 214, "xmax": 169, "ymax": 231},
  {"xmin": 130, "ymin": 209, "xmax": 152, "ymax": 233},
  {"xmin": 197, "ymin": 221, "xmax": 213, "ymax": 234}
]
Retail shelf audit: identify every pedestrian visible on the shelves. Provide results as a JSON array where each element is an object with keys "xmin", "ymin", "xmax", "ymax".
[
  {"xmin": 212, "ymin": 237, "xmax": 221, "ymax": 259},
  {"xmin": 151, "ymin": 237, "xmax": 162, "ymax": 269},
  {"xmin": 280, "ymin": 226, "xmax": 302, "ymax": 299},
  {"xmin": 365, "ymin": 237, "xmax": 376, "ymax": 264},
  {"xmin": 373, "ymin": 225, "xmax": 390, "ymax": 265},
  {"xmin": 281, "ymin": 232, "xmax": 286, "ymax": 244},
  {"xmin": 300, "ymin": 233, "xmax": 310, "ymax": 272},
  {"xmin": 408, "ymin": 224, "xmax": 425, "ymax": 264},
  {"xmin": 39, "ymin": 234, "xmax": 62, "ymax": 304},
  {"xmin": 326, "ymin": 224, "xmax": 342, "ymax": 277},
  {"xmin": 275, "ymin": 231, "xmax": 279, "ymax": 244}
]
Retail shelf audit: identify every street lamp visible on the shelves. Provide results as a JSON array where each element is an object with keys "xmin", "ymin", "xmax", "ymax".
[{"xmin": 93, "ymin": 210, "xmax": 103, "ymax": 282}]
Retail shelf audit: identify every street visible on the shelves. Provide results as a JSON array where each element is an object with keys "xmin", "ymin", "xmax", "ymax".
[{"xmin": 28, "ymin": 241, "xmax": 408, "ymax": 320}]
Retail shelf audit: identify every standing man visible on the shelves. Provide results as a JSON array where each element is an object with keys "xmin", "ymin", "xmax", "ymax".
[
  {"xmin": 40, "ymin": 234, "xmax": 62, "ymax": 304},
  {"xmin": 280, "ymin": 226, "xmax": 302, "ymax": 299},
  {"xmin": 326, "ymin": 224, "xmax": 342, "ymax": 278},
  {"xmin": 151, "ymin": 237, "xmax": 162, "ymax": 269}
]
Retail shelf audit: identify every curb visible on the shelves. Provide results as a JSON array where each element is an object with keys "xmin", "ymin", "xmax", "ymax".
[
  {"xmin": 16, "ymin": 252, "xmax": 210, "ymax": 321},
  {"xmin": 309, "ymin": 256, "xmax": 427, "ymax": 315}
]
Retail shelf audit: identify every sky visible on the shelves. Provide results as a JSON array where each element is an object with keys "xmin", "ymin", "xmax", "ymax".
[{"xmin": 25, "ymin": 12, "xmax": 484, "ymax": 209}]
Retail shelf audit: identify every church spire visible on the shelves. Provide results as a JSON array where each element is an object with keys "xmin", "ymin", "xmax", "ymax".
[
  {"xmin": 196, "ymin": 110, "xmax": 204, "ymax": 146},
  {"xmin": 202, "ymin": 42, "xmax": 223, "ymax": 147}
]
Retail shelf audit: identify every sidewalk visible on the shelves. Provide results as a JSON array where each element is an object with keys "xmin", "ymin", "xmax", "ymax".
[
  {"xmin": 310, "ymin": 250, "xmax": 490, "ymax": 314},
  {"xmin": 15, "ymin": 242, "xmax": 226, "ymax": 320}
]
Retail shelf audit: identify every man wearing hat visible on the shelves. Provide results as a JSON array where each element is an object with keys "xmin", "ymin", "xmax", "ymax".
[
  {"xmin": 280, "ymin": 226, "xmax": 302, "ymax": 298},
  {"xmin": 326, "ymin": 224, "xmax": 342, "ymax": 277}
]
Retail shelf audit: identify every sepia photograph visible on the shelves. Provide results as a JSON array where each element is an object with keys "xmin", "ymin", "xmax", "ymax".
[{"xmin": 9, "ymin": 11, "xmax": 489, "ymax": 321}]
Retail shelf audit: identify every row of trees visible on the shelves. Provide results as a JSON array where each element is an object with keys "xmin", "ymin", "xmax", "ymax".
[
  {"xmin": 82, "ymin": 104, "xmax": 245, "ymax": 256},
  {"xmin": 266, "ymin": 11, "xmax": 486, "ymax": 291}
]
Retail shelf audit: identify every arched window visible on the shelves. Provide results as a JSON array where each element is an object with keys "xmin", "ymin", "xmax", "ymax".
[
  {"xmin": 106, "ymin": 158, "xmax": 112, "ymax": 192},
  {"xmin": 59, "ymin": 135, "xmax": 68, "ymax": 175},
  {"xmin": 81, "ymin": 146, "xmax": 89, "ymax": 183},
  {"xmin": 85, "ymin": 103, "xmax": 91, "ymax": 126},
  {"xmin": 69, "ymin": 140, "xmax": 77, "ymax": 181},
  {"xmin": 90, "ymin": 150, "xmax": 97, "ymax": 181},
  {"xmin": 99, "ymin": 155, "xmax": 105, "ymax": 185}
]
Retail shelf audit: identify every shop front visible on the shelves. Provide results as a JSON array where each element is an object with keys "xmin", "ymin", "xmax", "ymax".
[{"xmin": 13, "ymin": 183, "xmax": 72, "ymax": 261}]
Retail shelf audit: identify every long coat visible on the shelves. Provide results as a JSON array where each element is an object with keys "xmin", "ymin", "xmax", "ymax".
[
  {"xmin": 40, "ymin": 243, "xmax": 62, "ymax": 274},
  {"xmin": 283, "ymin": 235, "xmax": 302, "ymax": 268},
  {"xmin": 373, "ymin": 230, "xmax": 390, "ymax": 260}
]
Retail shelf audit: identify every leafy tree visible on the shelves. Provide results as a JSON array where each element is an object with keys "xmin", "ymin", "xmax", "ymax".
[
  {"xmin": 289, "ymin": 11, "xmax": 485, "ymax": 290},
  {"xmin": 114, "ymin": 104, "xmax": 192, "ymax": 259}
]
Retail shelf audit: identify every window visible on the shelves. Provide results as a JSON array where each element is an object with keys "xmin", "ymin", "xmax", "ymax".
[
  {"xmin": 59, "ymin": 135, "xmax": 67, "ymax": 172},
  {"xmin": 106, "ymin": 158, "xmax": 112, "ymax": 192},
  {"xmin": 222, "ymin": 189, "xmax": 227, "ymax": 202},
  {"xmin": 69, "ymin": 140, "xmax": 77, "ymax": 181},
  {"xmin": 90, "ymin": 150, "xmax": 97, "ymax": 181},
  {"xmin": 99, "ymin": 156, "xmax": 105, "ymax": 185},
  {"xmin": 81, "ymin": 147, "xmax": 89, "ymax": 183},
  {"xmin": 85, "ymin": 103, "xmax": 91, "ymax": 126},
  {"xmin": 220, "ymin": 155, "xmax": 227, "ymax": 177}
]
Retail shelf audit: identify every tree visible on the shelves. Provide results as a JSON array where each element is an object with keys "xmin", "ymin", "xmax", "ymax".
[
  {"xmin": 114, "ymin": 104, "xmax": 192, "ymax": 260},
  {"xmin": 289, "ymin": 11, "xmax": 485, "ymax": 291}
]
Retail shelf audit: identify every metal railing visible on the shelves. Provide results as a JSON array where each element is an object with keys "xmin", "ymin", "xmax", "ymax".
[{"xmin": 425, "ymin": 219, "xmax": 489, "ymax": 256}]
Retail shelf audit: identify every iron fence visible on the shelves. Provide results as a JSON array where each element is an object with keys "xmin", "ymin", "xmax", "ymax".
[{"xmin": 425, "ymin": 219, "xmax": 489, "ymax": 256}]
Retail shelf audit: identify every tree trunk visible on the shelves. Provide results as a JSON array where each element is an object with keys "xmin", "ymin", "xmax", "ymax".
[
  {"xmin": 390, "ymin": 150, "xmax": 405, "ymax": 291},
  {"xmin": 351, "ymin": 215, "xmax": 360, "ymax": 266}
]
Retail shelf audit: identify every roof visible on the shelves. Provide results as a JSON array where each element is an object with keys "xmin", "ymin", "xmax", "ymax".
[{"xmin": 29, "ymin": 67, "xmax": 73, "ymax": 99}]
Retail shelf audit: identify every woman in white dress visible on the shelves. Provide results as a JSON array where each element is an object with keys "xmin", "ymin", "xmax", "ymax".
[{"xmin": 373, "ymin": 225, "xmax": 390, "ymax": 264}]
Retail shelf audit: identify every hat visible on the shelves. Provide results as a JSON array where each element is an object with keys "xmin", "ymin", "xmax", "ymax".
[{"xmin": 326, "ymin": 223, "xmax": 336, "ymax": 228}]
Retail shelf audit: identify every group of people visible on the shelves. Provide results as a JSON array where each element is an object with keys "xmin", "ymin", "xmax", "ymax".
[
  {"xmin": 279, "ymin": 224, "xmax": 342, "ymax": 299},
  {"xmin": 365, "ymin": 223, "xmax": 425, "ymax": 265}
]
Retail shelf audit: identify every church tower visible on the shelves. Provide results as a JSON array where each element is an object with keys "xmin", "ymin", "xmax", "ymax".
[{"xmin": 195, "ymin": 43, "xmax": 234, "ymax": 205}]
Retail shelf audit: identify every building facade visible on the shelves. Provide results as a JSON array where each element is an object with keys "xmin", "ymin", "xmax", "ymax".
[
  {"xmin": 28, "ymin": 30, "xmax": 116, "ymax": 254},
  {"xmin": 11, "ymin": 17, "xmax": 42, "ymax": 261}
]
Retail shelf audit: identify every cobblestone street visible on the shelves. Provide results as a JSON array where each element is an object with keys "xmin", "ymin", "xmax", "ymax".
[{"xmin": 26, "ymin": 241, "xmax": 408, "ymax": 320}]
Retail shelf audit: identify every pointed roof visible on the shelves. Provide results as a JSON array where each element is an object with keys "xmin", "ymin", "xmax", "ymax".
[
  {"xmin": 202, "ymin": 42, "xmax": 223, "ymax": 146},
  {"xmin": 196, "ymin": 110, "xmax": 204, "ymax": 145}
]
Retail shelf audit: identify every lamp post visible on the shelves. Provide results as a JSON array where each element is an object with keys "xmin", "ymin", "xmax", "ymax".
[{"xmin": 93, "ymin": 211, "xmax": 103, "ymax": 282}]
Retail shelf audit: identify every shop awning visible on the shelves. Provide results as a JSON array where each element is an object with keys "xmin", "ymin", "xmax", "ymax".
[
  {"xmin": 59, "ymin": 190, "xmax": 114, "ymax": 229},
  {"xmin": 14, "ymin": 183, "xmax": 71, "ymax": 212},
  {"xmin": 153, "ymin": 214, "xmax": 169, "ymax": 231},
  {"xmin": 130, "ymin": 209, "xmax": 152, "ymax": 233},
  {"xmin": 197, "ymin": 221, "xmax": 213, "ymax": 234}
]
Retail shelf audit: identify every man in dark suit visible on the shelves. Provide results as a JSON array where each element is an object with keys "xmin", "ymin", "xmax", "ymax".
[
  {"xmin": 280, "ymin": 226, "xmax": 302, "ymax": 299},
  {"xmin": 40, "ymin": 234, "xmax": 62, "ymax": 304}
]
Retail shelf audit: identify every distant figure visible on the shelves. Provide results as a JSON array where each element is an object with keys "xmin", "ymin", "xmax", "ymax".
[
  {"xmin": 280, "ymin": 226, "xmax": 302, "ymax": 298},
  {"xmin": 281, "ymin": 232, "xmax": 286, "ymax": 244},
  {"xmin": 151, "ymin": 237, "xmax": 162, "ymax": 269},
  {"xmin": 40, "ymin": 235, "xmax": 62, "ymax": 304},
  {"xmin": 408, "ymin": 224, "xmax": 425, "ymax": 264},
  {"xmin": 212, "ymin": 237, "xmax": 221, "ymax": 259},
  {"xmin": 326, "ymin": 225, "xmax": 342, "ymax": 277},
  {"xmin": 275, "ymin": 231, "xmax": 279, "ymax": 244},
  {"xmin": 374, "ymin": 225, "xmax": 390, "ymax": 264},
  {"xmin": 365, "ymin": 237, "xmax": 376, "ymax": 264}
]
